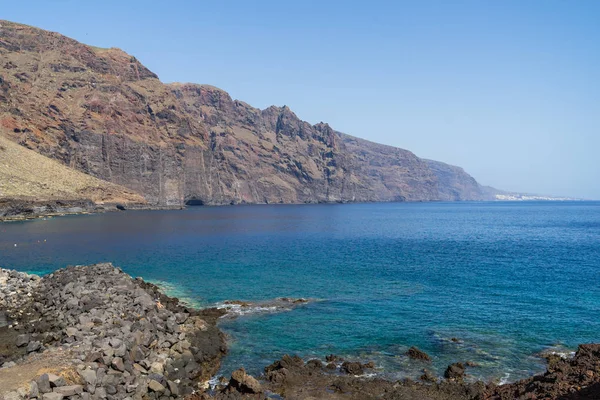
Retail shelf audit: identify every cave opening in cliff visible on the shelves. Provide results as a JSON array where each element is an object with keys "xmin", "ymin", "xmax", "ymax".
[{"xmin": 185, "ymin": 199, "xmax": 205, "ymax": 206}]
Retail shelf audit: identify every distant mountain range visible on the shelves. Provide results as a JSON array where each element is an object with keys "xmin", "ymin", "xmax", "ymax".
[{"xmin": 0, "ymin": 20, "xmax": 513, "ymax": 207}]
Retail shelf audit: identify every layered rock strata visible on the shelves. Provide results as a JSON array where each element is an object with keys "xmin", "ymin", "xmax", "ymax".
[{"xmin": 0, "ymin": 20, "xmax": 499, "ymax": 208}]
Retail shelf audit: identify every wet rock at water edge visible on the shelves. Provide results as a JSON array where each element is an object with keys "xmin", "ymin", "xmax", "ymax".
[
  {"xmin": 420, "ymin": 369, "xmax": 437, "ymax": 382},
  {"xmin": 363, "ymin": 361, "xmax": 375, "ymax": 369},
  {"xmin": 444, "ymin": 362, "xmax": 466, "ymax": 382},
  {"xmin": 326, "ymin": 362, "xmax": 337, "ymax": 370},
  {"xmin": 306, "ymin": 359, "xmax": 324, "ymax": 370},
  {"xmin": 341, "ymin": 361, "xmax": 364, "ymax": 375},
  {"xmin": 265, "ymin": 354, "xmax": 305, "ymax": 373},
  {"xmin": 407, "ymin": 346, "xmax": 431, "ymax": 361},
  {"xmin": 227, "ymin": 367, "xmax": 263, "ymax": 394}
]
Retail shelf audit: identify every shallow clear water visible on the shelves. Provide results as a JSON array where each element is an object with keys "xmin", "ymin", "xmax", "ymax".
[{"xmin": 1, "ymin": 202, "xmax": 599, "ymax": 382}]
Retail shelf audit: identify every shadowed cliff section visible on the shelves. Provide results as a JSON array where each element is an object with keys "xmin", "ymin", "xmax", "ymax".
[{"xmin": 0, "ymin": 20, "xmax": 499, "ymax": 206}]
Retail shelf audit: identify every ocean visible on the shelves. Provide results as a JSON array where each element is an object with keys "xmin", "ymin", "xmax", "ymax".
[{"xmin": 1, "ymin": 201, "xmax": 599, "ymax": 383}]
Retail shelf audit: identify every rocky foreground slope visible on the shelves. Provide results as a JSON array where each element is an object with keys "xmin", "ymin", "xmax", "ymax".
[
  {"xmin": 1, "ymin": 264, "xmax": 599, "ymax": 400},
  {"xmin": 0, "ymin": 264, "xmax": 226, "ymax": 399},
  {"xmin": 0, "ymin": 20, "xmax": 499, "ymax": 207}
]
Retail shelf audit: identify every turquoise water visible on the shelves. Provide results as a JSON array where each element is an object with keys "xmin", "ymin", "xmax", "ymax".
[{"xmin": 1, "ymin": 202, "xmax": 599, "ymax": 382}]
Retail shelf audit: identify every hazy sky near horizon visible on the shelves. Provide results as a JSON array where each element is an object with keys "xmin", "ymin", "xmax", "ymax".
[{"xmin": 3, "ymin": 1, "xmax": 599, "ymax": 199}]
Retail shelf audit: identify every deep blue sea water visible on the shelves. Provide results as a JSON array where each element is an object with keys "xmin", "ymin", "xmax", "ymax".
[{"xmin": 1, "ymin": 202, "xmax": 599, "ymax": 383}]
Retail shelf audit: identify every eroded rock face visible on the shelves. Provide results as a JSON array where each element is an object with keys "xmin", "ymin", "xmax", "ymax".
[{"xmin": 0, "ymin": 20, "xmax": 496, "ymax": 207}]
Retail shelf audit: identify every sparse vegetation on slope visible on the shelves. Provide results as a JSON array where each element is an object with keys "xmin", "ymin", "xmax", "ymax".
[{"xmin": 0, "ymin": 134, "xmax": 145, "ymax": 204}]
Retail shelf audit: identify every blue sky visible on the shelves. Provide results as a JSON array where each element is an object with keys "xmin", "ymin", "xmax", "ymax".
[{"xmin": 3, "ymin": 1, "xmax": 599, "ymax": 198}]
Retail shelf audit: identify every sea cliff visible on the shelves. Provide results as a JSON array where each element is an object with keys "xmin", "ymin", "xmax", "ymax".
[{"xmin": 0, "ymin": 20, "xmax": 501, "ymax": 210}]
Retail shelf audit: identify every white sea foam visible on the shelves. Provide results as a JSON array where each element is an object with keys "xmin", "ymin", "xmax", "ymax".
[
  {"xmin": 498, "ymin": 372, "xmax": 511, "ymax": 385},
  {"xmin": 547, "ymin": 350, "xmax": 576, "ymax": 359},
  {"xmin": 215, "ymin": 297, "xmax": 313, "ymax": 319},
  {"xmin": 538, "ymin": 344, "xmax": 577, "ymax": 360},
  {"xmin": 360, "ymin": 372, "xmax": 378, "ymax": 378},
  {"xmin": 217, "ymin": 303, "xmax": 282, "ymax": 317},
  {"xmin": 206, "ymin": 375, "xmax": 222, "ymax": 390}
]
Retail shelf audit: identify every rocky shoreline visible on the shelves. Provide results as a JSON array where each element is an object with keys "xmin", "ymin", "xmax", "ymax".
[
  {"xmin": 0, "ymin": 264, "xmax": 225, "ymax": 399},
  {"xmin": 0, "ymin": 264, "xmax": 599, "ymax": 400},
  {"xmin": 0, "ymin": 199, "xmax": 183, "ymax": 222}
]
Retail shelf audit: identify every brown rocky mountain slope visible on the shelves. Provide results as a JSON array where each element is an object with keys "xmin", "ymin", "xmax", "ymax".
[{"xmin": 0, "ymin": 20, "xmax": 498, "ymax": 206}]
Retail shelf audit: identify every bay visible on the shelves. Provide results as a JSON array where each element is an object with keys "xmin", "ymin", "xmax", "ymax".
[{"xmin": 1, "ymin": 201, "xmax": 599, "ymax": 382}]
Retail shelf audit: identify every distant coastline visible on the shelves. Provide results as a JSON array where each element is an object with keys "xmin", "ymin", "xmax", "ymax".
[{"xmin": 2, "ymin": 197, "xmax": 591, "ymax": 223}]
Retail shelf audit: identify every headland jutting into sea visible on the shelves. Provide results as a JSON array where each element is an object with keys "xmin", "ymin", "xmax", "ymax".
[{"xmin": 0, "ymin": 263, "xmax": 599, "ymax": 400}]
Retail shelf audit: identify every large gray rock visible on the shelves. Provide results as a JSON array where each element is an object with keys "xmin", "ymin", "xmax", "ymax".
[
  {"xmin": 42, "ymin": 393, "xmax": 64, "ymax": 400},
  {"xmin": 53, "ymin": 385, "xmax": 83, "ymax": 396},
  {"xmin": 94, "ymin": 387, "xmax": 107, "ymax": 399},
  {"xmin": 15, "ymin": 334, "xmax": 29, "ymax": 347},
  {"xmin": 111, "ymin": 357, "xmax": 125, "ymax": 372},
  {"xmin": 148, "ymin": 379, "xmax": 165, "ymax": 393},
  {"xmin": 134, "ymin": 295, "xmax": 155, "ymax": 310},
  {"xmin": 47, "ymin": 373, "xmax": 66, "ymax": 388},
  {"xmin": 28, "ymin": 381, "xmax": 39, "ymax": 398},
  {"xmin": 79, "ymin": 369, "xmax": 97, "ymax": 386},
  {"xmin": 26, "ymin": 341, "xmax": 42, "ymax": 353},
  {"xmin": 167, "ymin": 380, "xmax": 179, "ymax": 396},
  {"xmin": 37, "ymin": 374, "xmax": 51, "ymax": 394}
]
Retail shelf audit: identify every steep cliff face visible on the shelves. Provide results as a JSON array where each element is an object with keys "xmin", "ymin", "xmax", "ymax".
[
  {"xmin": 0, "ymin": 20, "xmax": 494, "ymax": 205},
  {"xmin": 338, "ymin": 133, "xmax": 441, "ymax": 201},
  {"xmin": 424, "ymin": 159, "xmax": 485, "ymax": 201}
]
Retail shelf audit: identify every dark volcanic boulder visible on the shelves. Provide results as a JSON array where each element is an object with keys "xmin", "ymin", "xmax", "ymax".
[
  {"xmin": 265, "ymin": 354, "xmax": 305, "ymax": 373},
  {"xmin": 420, "ymin": 369, "xmax": 437, "ymax": 382},
  {"xmin": 306, "ymin": 359, "xmax": 324, "ymax": 370},
  {"xmin": 407, "ymin": 346, "xmax": 432, "ymax": 361},
  {"xmin": 341, "ymin": 361, "xmax": 364, "ymax": 375},
  {"xmin": 444, "ymin": 362, "xmax": 466, "ymax": 381}
]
